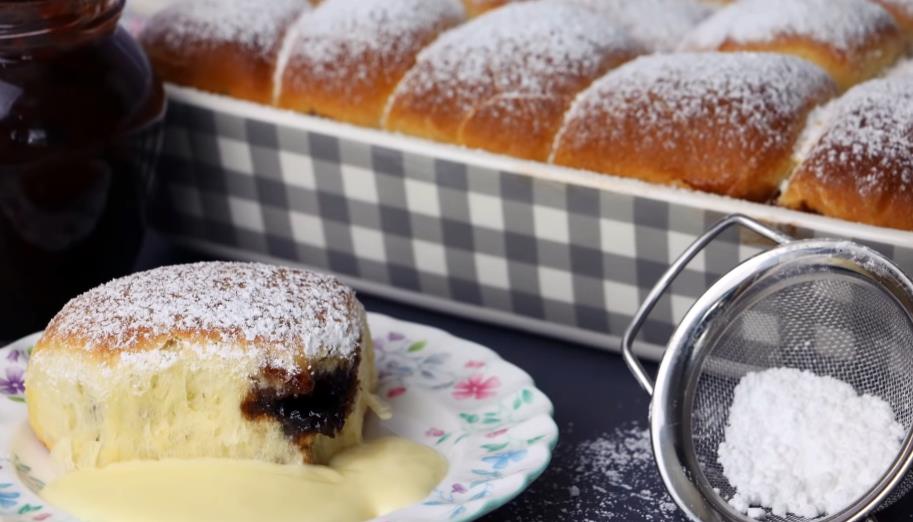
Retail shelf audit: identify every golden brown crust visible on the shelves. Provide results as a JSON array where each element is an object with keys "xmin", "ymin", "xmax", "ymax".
[
  {"xmin": 780, "ymin": 168, "xmax": 913, "ymax": 231},
  {"xmin": 551, "ymin": 53, "xmax": 837, "ymax": 202},
  {"xmin": 779, "ymin": 78, "xmax": 913, "ymax": 231},
  {"xmin": 713, "ymin": 34, "xmax": 904, "ymax": 92},
  {"xmin": 680, "ymin": 0, "xmax": 905, "ymax": 91},
  {"xmin": 382, "ymin": 2, "xmax": 644, "ymax": 161},
  {"xmin": 141, "ymin": 40, "xmax": 272, "ymax": 104},
  {"xmin": 458, "ymin": 94, "xmax": 574, "ymax": 161},
  {"xmin": 462, "ymin": 0, "xmax": 514, "ymax": 17},
  {"xmin": 874, "ymin": 0, "xmax": 913, "ymax": 39},
  {"xmin": 276, "ymin": 0, "xmax": 465, "ymax": 128},
  {"xmin": 138, "ymin": 0, "xmax": 306, "ymax": 104},
  {"xmin": 36, "ymin": 328, "xmax": 216, "ymax": 364}
]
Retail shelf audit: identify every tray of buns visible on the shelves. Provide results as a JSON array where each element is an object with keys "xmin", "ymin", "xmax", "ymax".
[{"xmin": 141, "ymin": 0, "xmax": 913, "ymax": 358}]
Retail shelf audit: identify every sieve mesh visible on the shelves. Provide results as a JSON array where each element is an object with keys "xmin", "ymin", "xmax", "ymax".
[{"xmin": 689, "ymin": 273, "xmax": 913, "ymax": 522}]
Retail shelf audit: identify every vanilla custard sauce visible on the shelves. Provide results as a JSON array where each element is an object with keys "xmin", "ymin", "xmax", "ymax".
[{"xmin": 42, "ymin": 437, "xmax": 447, "ymax": 522}]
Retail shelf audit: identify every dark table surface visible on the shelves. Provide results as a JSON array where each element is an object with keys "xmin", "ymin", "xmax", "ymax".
[{"xmin": 69, "ymin": 233, "xmax": 913, "ymax": 521}]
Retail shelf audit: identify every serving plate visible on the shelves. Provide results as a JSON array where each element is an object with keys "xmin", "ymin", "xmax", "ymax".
[{"xmin": 0, "ymin": 313, "xmax": 557, "ymax": 522}]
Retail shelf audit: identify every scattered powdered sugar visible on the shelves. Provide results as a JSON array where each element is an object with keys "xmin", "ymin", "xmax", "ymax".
[
  {"xmin": 386, "ymin": 1, "xmax": 642, "ymax": 118},
  {"xmin": 802, "ymin": 77, "xmax": 913, "ymax": 196},
  {"xmin": 719, "ymin": 368, "xmax": 905, "ymax": 518},
  {"xmin": 556, "ymin": 0, "xmax": 714, "ymax": 52},
  {"xmin": 283, "ymin": 0, "xmax": 464, "ymax": 87},
  {"xmin": 681, "ymin": 0, "xmax": 897, "ymax": 53},
  {"xmin": 572, "ymin": 426, "xmax": 679, "ymax": 519},
  {"xmin": 495, "ymin": 422, "xmax": 683, "ymax": 521},
  {"xmin": 554, "ymin": 52, "xmax": 835, "ymax": 161},
  {"xmin": 43, "ymin": 262, "xmax": 363, "ymax": 365},
  {"xmin": 142, "ymin": 0, "xmax": 308, "ymax": 56}
]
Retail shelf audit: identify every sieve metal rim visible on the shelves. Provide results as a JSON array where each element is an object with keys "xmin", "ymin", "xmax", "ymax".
[{"xmin": 622, "ymin": 214, "xmax": 913, "ymax": 522}]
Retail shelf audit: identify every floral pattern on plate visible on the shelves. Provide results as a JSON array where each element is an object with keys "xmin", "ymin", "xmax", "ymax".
[{"xmin": 0, "ymin": 315, "xmax": 557, "ymax": 522}]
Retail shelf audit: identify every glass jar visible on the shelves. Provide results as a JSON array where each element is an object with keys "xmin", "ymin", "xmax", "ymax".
[{"xmin": 0, "ymin": 0, "xmax": 165, "ymax": 341}]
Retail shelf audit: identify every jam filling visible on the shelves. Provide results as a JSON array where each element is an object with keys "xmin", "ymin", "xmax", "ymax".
[{"xmin": 241, "ymin": 350, "xmax": 361, "ymax": 444}]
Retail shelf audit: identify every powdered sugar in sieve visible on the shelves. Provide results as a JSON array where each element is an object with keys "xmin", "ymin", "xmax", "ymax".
[{"xmin": 719, "ymin": 368, "xmax": 905, "ymax": 519}]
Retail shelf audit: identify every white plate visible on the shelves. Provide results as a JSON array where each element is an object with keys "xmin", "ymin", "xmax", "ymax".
[{"xmin": 0, "ymin": 313, "xmax": 558, "ymax": 522}]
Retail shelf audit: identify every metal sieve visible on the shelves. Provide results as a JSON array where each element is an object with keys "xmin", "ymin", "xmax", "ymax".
[{"xmin": 622, "ymin": 214, "xmax": 913, "ymax": 522}]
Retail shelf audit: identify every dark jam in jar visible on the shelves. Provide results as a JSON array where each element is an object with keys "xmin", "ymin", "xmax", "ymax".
[{"xmin": 0, "ymin": 0, "xmax": 165, "ymax": 341}]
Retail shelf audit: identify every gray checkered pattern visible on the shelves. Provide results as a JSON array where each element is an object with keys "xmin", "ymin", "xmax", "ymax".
[{"xmin": 151, "ymin": 101, "xmax": 913, "ymax": 353}]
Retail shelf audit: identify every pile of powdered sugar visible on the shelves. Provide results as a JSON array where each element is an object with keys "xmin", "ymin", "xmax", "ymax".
[{"xmin": 719, "ymin": 368, "xmax": 905, "ymax": 518}]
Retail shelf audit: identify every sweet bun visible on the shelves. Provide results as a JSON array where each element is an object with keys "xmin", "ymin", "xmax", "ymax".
[
  {"xmin": 779, "ymin": 79, "xmax": 913, "ymax": 231},
  {"xmin": 551, "ymin": 52, "xmax": 837, "ymax": 201},
  {"xmin": 139, "ymin": 0, "xmax": 308, "ymax": 104},
  {"xmin": 276, "ymin": 0, "xmax": 465, "ymax": 128},
  {"xmin": 872, "ymin": 0, "xmax": 913, "ymax": 41},
  {"xmin": 680, "ymin": 0, "xmax": 905, "ymax": 91},
  {"xmin": 462, "ymin": 0, "xmax": 517, "ymax": 17},
  {"xmin": 25, "ymin": 262, "xmax": 375, "ymax": 470},
  {"xmin": 887, "ymin": 57, "xmax": 913, "ymax": 79},
  {"xmin": 557, "ymin": 0, "xmax": 715, "ymax": 52},
  {"xmin": 382, "ymin": 1, "xmax": 644, "ymax": 161}
]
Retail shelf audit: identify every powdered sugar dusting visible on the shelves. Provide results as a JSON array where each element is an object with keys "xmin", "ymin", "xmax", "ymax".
[
  {"xmin": 719, "ymin": 368, "xmax": 904, "ymax": 518},
  {"xmin": 554, "ymin": 52, "xmax": 835, "ymax": 162},
  {"xmin": 557, "ymin": 0, "xmax": 714, "ymax": 52},
  {"xmin": 572, "ymin": 426, "xmax": 679, "ymax": 519},
  {"xmin": 877, "ymin": 0, "xmax": 913, "ymax": 19},
  {"xmin": 43, "ymin": 262, "xmax": 363, "ymax": 364},
  {"xmin": 496, "ymin": 423, "xmax": 683, "ymax": 521},
  {"xmin": 141, "ymin": 0, "xmax": 308, "ymax": 56},
  {"xmin": 285, "ymin": 0, "xmax": 464, "ymax": 87},
  {"xmin": 802, "ymin": 78, "xmax": 913, "ymax": 196},
  {"xmin": 386, "ymin": 1, "xmax": 641, "ymax": 118},
  {"xmin": 681, "ymin": 0, "xmax": 897, "ymax": 53}
]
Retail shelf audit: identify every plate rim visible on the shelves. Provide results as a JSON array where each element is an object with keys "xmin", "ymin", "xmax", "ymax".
[{"xmin": 367, "ymin": 312, "xmax": 558, "ymax": 521}]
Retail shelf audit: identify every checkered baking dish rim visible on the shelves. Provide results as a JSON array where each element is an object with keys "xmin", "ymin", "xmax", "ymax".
[{"xmin": 151, "ymin": 86, "xmax": 913, "ymax": 361}]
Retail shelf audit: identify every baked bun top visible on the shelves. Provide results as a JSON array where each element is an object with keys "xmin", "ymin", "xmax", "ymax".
[
  {"xmin": 682, "ymin": 0, "xmax": 896, "ymax": 53},
  {"xmin": 462, "ymin": 0, "xmax": 513, "ymax": 17},
  {"xmin": 38, "ymin": 262, "xmax": 363, "ymax": 371},
  {"xmin": 277, "ymin": 0, "xmax": 465, "ymax": 126},
  {"xmin": 873, "ymin": 0, "xmax": 913, "ymax": 35},
  {"xmin": 781, "ymin": 78, "xmax": 913, "ymax": 229},
  {"xmin": 680, "ymin": 0, "xmax": 901, "ymax": 89},
  {"xmin": 141, "ymin": 0, "xmax": 306, "ymax": 63},
  {"xmin": 139, "ymin": 0, "xmax": 309, "ymax": 103},
  {"xmin": 558, "ymin": 0, "xmax": 715, "ymax": 52},
  {"xmin": 551, "ymin": 52, "xmax": 836, "ymax": 200},
  {"xmin": 382, "ymin": 0, "xmax": 643, "ymax": 160},
  {"xmin": 888, "ymin": 58, "xmax": 913, "ymax": 79}
]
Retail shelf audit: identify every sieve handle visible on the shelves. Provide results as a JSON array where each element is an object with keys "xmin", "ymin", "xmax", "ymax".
[{"xmin": 621, "ymin": 214, "xmax": 791, "ymax": 396}]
